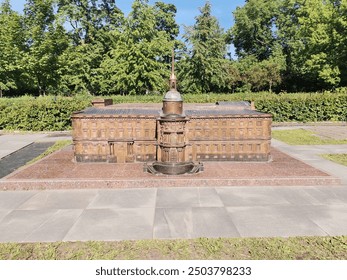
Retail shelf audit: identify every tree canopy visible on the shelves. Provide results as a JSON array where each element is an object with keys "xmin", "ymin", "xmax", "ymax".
[{"xmin": 1, "ymin": 0, "xmax": 347, "ymax": 96}]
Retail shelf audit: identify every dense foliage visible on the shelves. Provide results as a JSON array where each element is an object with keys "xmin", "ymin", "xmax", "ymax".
[
  {"xmin": 230, "ymin": 0, "xmax": 347, "ymax": 92},
  {"xmin": 1, "ymin": 0, "xmax": 347, "ymax": 96},
  {"xmin": 0, "ymin": 92, "xmax": 346, "ymax": 131}
]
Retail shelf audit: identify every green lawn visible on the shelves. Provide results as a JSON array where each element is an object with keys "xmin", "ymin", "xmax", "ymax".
[
  {"xmin": 272, "ymin": 129, "xmax": 347, "ymax": 145},
  {"xmin": 321, "ymin": 154, "xmax": 347, "ymax": 166},
  {"xmin": 1, "ymin": 237, "xmax": 347, "ymax": 260}
]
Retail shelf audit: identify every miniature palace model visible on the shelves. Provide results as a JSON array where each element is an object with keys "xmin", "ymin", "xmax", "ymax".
[{"xmin": 71, "ymin": 54, "xmax": 272, "ymax": 175}]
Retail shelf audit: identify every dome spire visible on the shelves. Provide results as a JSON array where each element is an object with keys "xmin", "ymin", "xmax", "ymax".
[
  {"xmin": 169, "ymin": 49, "xmax": 177, "ymax": 90},
  {"xmin": 163, "ymin": 49, "xmax": 182, "ymax": 103}
]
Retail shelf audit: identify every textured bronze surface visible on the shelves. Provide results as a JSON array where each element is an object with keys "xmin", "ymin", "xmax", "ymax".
[
  {"xmin": 72, "ymin": 102, "xmax": 272, "ymax": 164},
  {"xmin": 145, "ymin": 161, "xmax": 203, "ymax": 175},
  {"xmin": 162, "ymin": 100, "xmax": 183, "ymax": 115},
  {"xmin": 92, "ymin": 99, "xmax": 113, "ymax": 108},
  {"xmin": 72, "ymin": 52, "xmax": 272, "ymax": 172}
]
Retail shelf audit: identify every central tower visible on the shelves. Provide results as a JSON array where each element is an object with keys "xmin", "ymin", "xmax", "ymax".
[
  {"xmin": 145, "ymin": 51, "xmax": 203, "ymax": 175},
  {"xmin": 162, "ymin": 51, "xmax": 183, "ymax": 116}
]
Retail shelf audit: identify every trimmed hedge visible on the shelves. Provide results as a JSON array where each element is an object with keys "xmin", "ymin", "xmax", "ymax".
[
  {"xmin": 255, "ymin": 93, "xmax": 347, "ymax": 122},
  {"xmin": 0, "ymin": 96, "xmax": 90, "ymax": 131},
  {"xmin": 0, "ymin": 92, "xmax": 346, "ymax": 131}
]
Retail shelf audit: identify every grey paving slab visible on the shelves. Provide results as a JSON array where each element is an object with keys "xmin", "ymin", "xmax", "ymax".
[
  {"xmin": 271, "ymin": 139, "xmax": 347, "ymax": 183},
  {"xmin": 156, "ymin": 188, "xmax": 200, "ymax": 208},
  {"xmin": 279, "ymin": 145, "xmax": 347, "ymax": 154},
  {"xmin": 301, "ymin": 205, "xmax": 347, "ymax": 236},
  {"xmin": 0, "ymin": 209, "xmax": 11, "ymax": 223},
  {"xmin": 198, "ymin": 188, "xmax": 224, "ymax": 207},
  {"xmin": 25, "ymin": 209, "xmax": 83, "ymax": 242},
  {"xmin": 306, "ymin": 126, "xmax": 347, "ymax": 140},
  {"xmin": 216, "ymin": 187, "xmax": 291, "ymax": 207},
  {"xmin": 0, "ymin": 142, "xmax": 55, "ymax": 178},
  {"xmin": 0, "ymin": 191, "xmax": 38, "ymax": 209},
  {"xmin": 316, "ymin": 186, "xmax": 347, "ymax": 203},
  {"xmin": 156, "ymin": 188, "xmax": 224, "ymax": 208},
  {"xmin": 0, "ymin": 134, "xmax": 47, "ymax": 159},
  {"xmin": 302, "ymin": 186, "xmax": 347, "ymax": 205},
  {"xmin": 64, "ymin": 208, "xmax": 155, "ymax": 241},
  {"xmin": 226, "ymin": 205, "xmax": 328, "ymax": 238},
  {"xmin": 153, "ymin": 207, "xmax": 240, "ymax": 239},
  {"xmin": 0, "ymin": 209, "xmax": 58, "ymax": 242},
  {"xmin": 268, "ymin": 187, "xmax": 321, "ymax": 206},
  {"xmin": 88, "ymin": 189, "xmax": 157, "ymax": 209},
  {"xmin": 18, "ymin": 190, "xmax": 98, "ymax": 210},
  {"xmin": 309, "ymin": 145, "xmax": 347, "ymax": 153},
  {"xmin": 307, "ymin": 160, "xmax": 347, "ymax": 175},
  {"xmin": 192, "ymin": 208, "xmax": 240, "ymax": 238},
  {"xmin": 0, "ymin": 150, "xmax": 14, "ymax": 158}
]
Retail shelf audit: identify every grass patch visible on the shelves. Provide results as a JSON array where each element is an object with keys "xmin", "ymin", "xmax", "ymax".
[
  {"xmin": 272, "ymin": 129, "xmax": 347, "ymax": 145},
  {"xmin": 26, "ymin": 140, "xmax": 72, "ymax": 165},
  {"xmin": 321, "ymin": 154, "xmax": 347, "ymax": 166},
  {"xmin": 1, "ymin": 237, "xmax": 347, "ymax": 260}
]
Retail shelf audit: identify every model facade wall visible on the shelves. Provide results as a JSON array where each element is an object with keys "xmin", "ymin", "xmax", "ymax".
[{"xmin": 72, "ymin": 111, "xmax": 272, "ymax": 163}]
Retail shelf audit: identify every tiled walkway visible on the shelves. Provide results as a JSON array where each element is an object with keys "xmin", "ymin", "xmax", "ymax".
[
  {"xmin": 0, "ymin": 125, "xmax": 347, "ymax": 242},
  {"xmin": 1, "ymin": 186, "xmax": 347, "ymax": 242}
]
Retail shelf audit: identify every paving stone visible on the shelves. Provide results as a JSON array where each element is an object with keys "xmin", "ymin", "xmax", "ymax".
[
  {"xmin": 302, "ymin": 187, "xmax": 347, "ymax": 205},
  {"xmin": 88, "ymin": 189, "xmax": 157, "ymax": 209},
  {"xmin": 0, "ymin": 209, "xmax": 58, "ymax": 242},
  {"xmin": 156, "ymin": 188, "xmax": 200, "ymax": 208},
  {"xmin": 64, "ymin": 208, "xmax": 155, "ymax": 241},
  {"xmin": 216, "ymin": 187, "xmax": 291, "ymax": 207},
  {"xmin": 0, "ymin": 191, "xmax": 38, "ymax": 209},
  {"xmin": 153, "ymin": 207, "xmax": 240, "ymax": 239},
  {"xmin": 301, "ymin": 205, "xmax": 347, "ymax": 236},
  {"xmin": 0, "ymin": 150, "xmax": 14, "ymax": 159},
  {"xmin": 0, "ymin": 210, "xmax": 11, "ymax": 223},
  {"xmin": 321, "ymin": 186, "xmax": 347, "ymax": 203},
  {"xmin": 198, "ymin": 188, "xmax": 224, "ymax": 207},
  {"xmin": 306, "ymin": 126, "xmax": 347, "ymax": 140},
  {"xmin": 0, "ymin": 142, "xmax": 54, "ymax": 178},
  {"xmin": 0, "ymin": 128, "xmax": 347, "ymax": 242},
  {"xmin": 155, "ymin": 187, "xmax": 224, "ymax": 208},
  {"xmin": 269, "ymin": 187, "xmax": 323, "ymax": 206},
  {"xmin": 0, "ymin": 134, "xmax": 47, "ymax": 159},
  {"xmin": 18, "ymin": 190, "xmax": 98, "ymax": 210},
  {"xmin": 24, "ymin": 209, "xmax": 83, "ymax": 242},
  {"xmin": 226, "ymin": 205, "xmax": 327, "ymax": 238}
]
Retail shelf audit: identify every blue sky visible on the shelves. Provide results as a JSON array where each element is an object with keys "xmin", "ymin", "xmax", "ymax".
[{"xmin": 9, "ymin": 0, "xmax": 246, "ymax": 31}]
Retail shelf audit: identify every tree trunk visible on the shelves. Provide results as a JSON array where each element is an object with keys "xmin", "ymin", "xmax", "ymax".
[{"xmin": 0, "ymin": 89, "xmax": 2, "ymax": 98}]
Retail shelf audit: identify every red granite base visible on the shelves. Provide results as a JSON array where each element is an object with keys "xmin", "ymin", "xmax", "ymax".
[{"xmin": 0, "ymin": 146, "xmax": 340, "ymax": 190}]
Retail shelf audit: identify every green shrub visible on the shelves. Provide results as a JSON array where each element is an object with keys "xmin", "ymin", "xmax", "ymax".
[
  {"xmin": 0, "ymin": 92, "xmax": 346, "ymax": 131},
  {"xmin": 255, "ymin": 93, "xmax": 347, "ymax": 122},
  {"xmin": 0, "ymin": 95, "xmax": 91, "ymax": 131}
]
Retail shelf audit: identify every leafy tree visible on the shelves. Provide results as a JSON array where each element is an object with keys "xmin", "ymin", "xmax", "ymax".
[
  {"xmin": 335, "ymin": 0, "xmax": 347, "ymax": 86},
  {"xmin": 57, "ymin": 42, "xmax": 104, "ymax": 95},
  {"xmin": 57, "ymin": 0, "xmax": 123, "ymax": 94},
  {"xmin": 178, "ymin": 1, "xmax": 229, "ymax": 93},
  {"xmin": 231, "ymin": 0, "xmax": 347, "ymax": 91},
  {"xmin": 99, "ymin": 0, "xmax": 176, "ymax": 95},
  {"xmin": 285, "ymin": 0, "xmax": 341, "ymax": 89},
  {"xmin": 230, "ymin": 0, "xmax": 282, "ymax": 60},
  {"xmin": 23, "ymin": 0, "xmax": 68, "ymax": 95},
  {"xmin": 57, "ymin": 0, "xmax": 122, "ymax": 45},
  {"xmin": 0, "ymin": 0, "xmax": 25, "ymax": 97},
  {"xmin": 153, "ymin": 2, "xmax": 179, "ymax": 40}
]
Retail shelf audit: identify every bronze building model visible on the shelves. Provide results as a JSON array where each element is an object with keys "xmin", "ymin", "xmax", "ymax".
[{"xmin": 72, "ymin": 54, "xmax": 272, "ymax": 174}]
